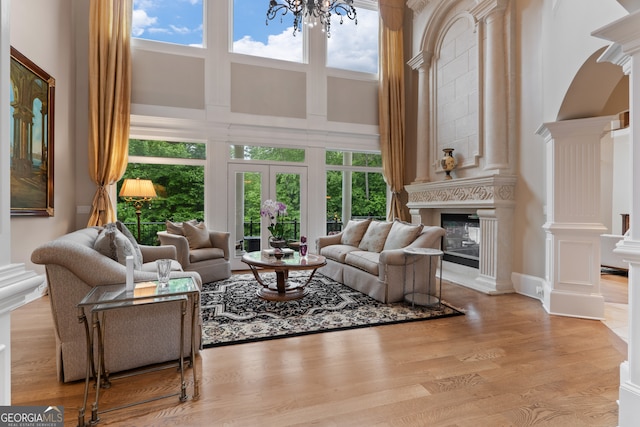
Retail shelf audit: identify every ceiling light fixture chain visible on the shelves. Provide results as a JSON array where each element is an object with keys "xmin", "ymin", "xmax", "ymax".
[{"xmin": 266, "ymin": 0, "xmax": 357, "ymax": 38}]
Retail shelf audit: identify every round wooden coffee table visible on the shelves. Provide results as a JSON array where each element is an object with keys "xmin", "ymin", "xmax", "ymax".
[{"xmin": 241, "ymin": 251, "xmax": 327, "ymax": 301}]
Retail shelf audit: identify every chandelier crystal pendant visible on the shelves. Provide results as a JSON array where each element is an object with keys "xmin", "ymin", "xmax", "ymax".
[{"xmin": 266, "ymin": 0, "xmax": 357, "ymax": 38}]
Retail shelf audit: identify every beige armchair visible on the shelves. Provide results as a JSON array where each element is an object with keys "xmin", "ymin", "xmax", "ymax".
[
  {"xmin": 31, "ymin": 226, "xmax": 203, "ymax": 383},
  {"xmin": 157, "ymin": 226, "xmax": 231, "ymax": 283}
]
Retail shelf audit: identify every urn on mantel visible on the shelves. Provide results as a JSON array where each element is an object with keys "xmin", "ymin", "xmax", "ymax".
[{"xmin": 440, "ymin": 148, "xmax": 457, "ymax": 180}]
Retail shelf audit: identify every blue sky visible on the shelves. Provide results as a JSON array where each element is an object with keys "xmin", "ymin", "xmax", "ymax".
[
  {"xmin": 132, "ymin": 0, "xmax": 378, "ymax": 73},
  {"xmin": 132, "ymin": 0, "xmax": 204, "ymax": 46}
]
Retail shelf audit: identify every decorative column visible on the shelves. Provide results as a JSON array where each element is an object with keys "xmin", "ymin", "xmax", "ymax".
[
  {"xmin": 0, "ymin": 0, "xmax": 44, "ymax": 404},
  {"xmin": 593, "ymin": 10, "xmax": 640, "ymax": 426},
  {"xmin": 408, "ymin": 50, "xmax": 432, "ymax": 183},
  {"xmin": 536, "ymin": 117, "xmax": 612, "ymax": 320},
  {"xmin": 476, "ymin": 207, "xmax": 514, "ymax": 293},
  {"xmin": 472, "ymin": 0, "xmax": 510, "ymax": 172}
]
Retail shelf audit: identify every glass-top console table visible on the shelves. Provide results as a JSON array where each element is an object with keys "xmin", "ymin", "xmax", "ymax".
[{"xmin": 76, "ymin": 277, "xmax": 200, "ymax": 426}]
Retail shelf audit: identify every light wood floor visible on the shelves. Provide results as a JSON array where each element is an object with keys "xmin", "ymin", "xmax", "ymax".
[{"xmin": 11, "ymin": 274, "xmax": 628, "ymax": 426}]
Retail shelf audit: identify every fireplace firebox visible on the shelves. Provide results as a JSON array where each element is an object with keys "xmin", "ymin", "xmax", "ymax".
[{"xmin": 441, "ymin": 213, "xmax": 480, "ymax": 269}]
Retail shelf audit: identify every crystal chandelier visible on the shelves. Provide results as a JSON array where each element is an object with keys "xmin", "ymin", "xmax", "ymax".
[{"xmin": 266, "ymin": 0, "xmax": 357, "ymax": 38}]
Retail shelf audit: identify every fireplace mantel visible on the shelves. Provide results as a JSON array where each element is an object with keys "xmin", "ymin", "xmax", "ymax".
[
  {"xmin": 405, "ymin": 175, "xmax": 517, "ymax": 294},
  {"xmin": 405, "ymin": 175, "xmax": 517, "ymax": 209}
]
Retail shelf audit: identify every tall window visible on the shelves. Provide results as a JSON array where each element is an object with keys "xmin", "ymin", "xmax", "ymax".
[
  {"xmin": 232, "ymin": 0, "xmax": 303, "ymax": 63},
  {"xmin": 117, "ymin": 139, "xmax": 206, "ymax": 245},
  {"xmin": 132, "ymin": 0, "xmax": 204, "ymax": 47},
  {"xmin": 326, "ymin": 150, "xmax": 387, "ymax": 231},
  {"xmin": 327, "ymin": 2, "xmax": 379, "ymax": 74}
]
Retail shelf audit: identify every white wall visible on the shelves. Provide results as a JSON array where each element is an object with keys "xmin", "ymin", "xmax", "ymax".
[
  {"xmin": 541, "ymin": 0, "xmax": 627, "ymax": 123},
  {"xmin": 611, "ymin": 129, "xmax": 631, "ymax": 234},
  {"xmin": 513, "ymin": 0, "xmax": 547, "ymax": 278},
  {"xmin": 10, "ymin": 0, "xmax": 76, "ymax": 273}
]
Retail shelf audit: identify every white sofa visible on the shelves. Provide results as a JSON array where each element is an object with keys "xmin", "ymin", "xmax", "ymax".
[
  {"xmin": 601, "ymin": 230, "xmax": 630, "ymax": 270},
  {"xmin": 316, "ymin": 219, "xmax": 446, "ymax": 303}
]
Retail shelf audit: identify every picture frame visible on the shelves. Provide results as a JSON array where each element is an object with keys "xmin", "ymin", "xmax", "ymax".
[{"xmin": 10, "ymin": 46, "xmax": 55, "ymax": 216}]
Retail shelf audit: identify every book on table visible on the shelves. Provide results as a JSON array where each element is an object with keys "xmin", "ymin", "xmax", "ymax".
[{"xmin": 262, "ymin": 248, "xmax": 295, "ymax": 258}]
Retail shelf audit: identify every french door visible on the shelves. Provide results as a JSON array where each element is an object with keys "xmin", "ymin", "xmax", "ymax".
[{"xmin": 228, "ymin": 163, "xmax": 307, "ymax": 270}]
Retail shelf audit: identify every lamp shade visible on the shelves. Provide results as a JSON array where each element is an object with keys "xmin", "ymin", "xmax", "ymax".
[{"xmin": 119, "ymin": 178, "xmax": 157, "ymax": 200}]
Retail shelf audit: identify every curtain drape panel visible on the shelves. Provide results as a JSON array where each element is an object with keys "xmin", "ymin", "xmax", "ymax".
[
  {"xmin": 379, "ymin": 0, "xmax": 409, "ymax": 222},
  {"xmin": 87, "ymin": 0, "xmax": 132, "ymax": 226}
]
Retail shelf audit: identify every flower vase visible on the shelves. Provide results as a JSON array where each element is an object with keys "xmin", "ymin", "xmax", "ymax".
[
  {"xmin": 269, "ymin": 238, "xmax": 287, "ymax": 249},
  {"xmin": 440, "ymin": 148, "xmax": 457, "ymax": 180},
  {"xmin": 299, "ymin": 236, "xmax": 308, "ymax": 257}
]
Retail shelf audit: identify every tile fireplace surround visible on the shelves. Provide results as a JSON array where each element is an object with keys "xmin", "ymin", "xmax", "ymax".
[{"xmin": 406, "ymin": 175, "xmax": 517, "ymax": 294}]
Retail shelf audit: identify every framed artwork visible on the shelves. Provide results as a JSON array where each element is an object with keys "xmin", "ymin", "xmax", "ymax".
[{"xmin": 9, "ymin": 47, "xmax": 55, "ymax": 216}]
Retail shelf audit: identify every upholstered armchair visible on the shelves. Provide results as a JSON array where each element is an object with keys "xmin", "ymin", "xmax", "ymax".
[
  {"xmin": 31, "ymin": 226, "xmax": 203, "ymax": 383},
  {"xmin": 157, "ymin": 221, "xmax": 231, "ymax": 283}
]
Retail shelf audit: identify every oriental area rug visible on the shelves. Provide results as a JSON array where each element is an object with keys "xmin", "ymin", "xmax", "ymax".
[{"xmin": 200, "ymin": 272, "xmax": 464, "ymax": 348}]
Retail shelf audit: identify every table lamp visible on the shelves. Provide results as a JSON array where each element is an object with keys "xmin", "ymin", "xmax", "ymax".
[{"xmin": 119, "ymin": 178, "xmax": 157, "ymax": 241}]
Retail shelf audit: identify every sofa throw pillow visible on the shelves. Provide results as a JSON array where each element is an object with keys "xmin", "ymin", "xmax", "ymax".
[
  {"xmin": 340, "ymin": 219, "xmax": 371, "ymax": 247},
  {"xmin": 166, "ymin": 219, "xmax": 198, "ymax": 236},
  {"xmin": 183, "ymin": 221, "xmax": 212, "ymax": 250},
  {"xmin": 94, "ymin": 223, "xmax": 139, "ymax": 268},
  {"xmin": 94, "ymin": 224, "xmax": 117, "ymax": 260},
  {"xmin": 115, "ymin": 221, "xmax": 143, "ymax": 269},
  {"xmin": 358, "ymin": 220, "xmax": 393, "ymax": 252},
  {"xmin": 383, "ymin": 220, "xmax": 424, "ymax": 250}
]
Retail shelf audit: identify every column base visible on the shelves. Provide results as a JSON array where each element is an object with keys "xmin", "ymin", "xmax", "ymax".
[
  {"xmin": 543, "ymin": 288, "xmax": 605, "ymax": 319},
  {"xmin": 619, "ymin": 361, "xmax": 640, "ymax": 427},
  {"xmin": 440, "ymin": 261, "xmax": 514, "ymax": 295},
  {"xmin": 475, "ymin": 274, "xmax": 514, "ymax": 294}
]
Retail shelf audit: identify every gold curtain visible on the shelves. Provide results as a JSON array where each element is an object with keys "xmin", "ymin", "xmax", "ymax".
[
  {"xmin": 87, "ymin": 0, "xmax": 132, "ymax": 226},
  {"xmin": 378, "ymin": 0, "xmax": 409, "ymax": 221}
]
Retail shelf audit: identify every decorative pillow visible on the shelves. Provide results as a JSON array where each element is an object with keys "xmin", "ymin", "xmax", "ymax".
[
  {"xmin": 383, "ymin": 220, "xmax": 424, "ymax": 250},
  {"xmin": 340, "ymin": 219, "xmax": 371, "ymax": 247},
  {"xmin": 94, "ymin": 223, "xmax": 139, "ymax": 267},
  {"xmin": 94, "ymin": 223, "xmax": 117, "ymax": 260},
  {"xmin": 166, "ymin": 219, "xmax": 198, "ymax": 236},
  {"xmin": 183, "ymin": 221, "xmax": 212, "ymax": 250},
  {"xmin": 358, "ymin": 220, "xmax": 393, "ymax": 252},
  {"xmin": 115, "ymin": 221, "xmax": 143, "ymax": 269}
]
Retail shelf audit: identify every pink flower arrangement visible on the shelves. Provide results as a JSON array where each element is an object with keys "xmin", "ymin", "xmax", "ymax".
[{"xmin": 260, "ymin": 199, "xmax": 287, "ymax": 240}]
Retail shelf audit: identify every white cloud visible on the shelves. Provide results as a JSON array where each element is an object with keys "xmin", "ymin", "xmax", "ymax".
[
  {"xmin": 133, "ymin": 0, "xmax": 202, "ymax": 41},
  {"xmin": 327, "ymin": 10, "xmax": 379, "ymax": 74},
  {"xmin": 132, "ymin": 8, "xmax": 157, "ymax": 37},
  {"xmin": 170, "ymin": 25, "xmax": 191, "ymax": 35},
  {"xmin": 148, "ymin": 27, "xmax": 171, "ymax": 35},
  {"xmin": 233, "ymin": 28, "xmax": 303, "ymax": 63}
]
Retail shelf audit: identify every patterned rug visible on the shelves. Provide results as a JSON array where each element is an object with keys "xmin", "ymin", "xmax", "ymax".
[{"xmin": 201, "ymin": 272, "xmax": 464, "ymax": 348}]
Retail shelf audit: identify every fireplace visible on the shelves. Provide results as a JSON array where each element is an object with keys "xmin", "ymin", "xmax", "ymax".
[
  {"xmin": 405, "ymin": 174, "xmax": 516, "ymax": 294},
  {"xmin": 441, "ymin": 213, "xmax": 480, "ymax": 269}
]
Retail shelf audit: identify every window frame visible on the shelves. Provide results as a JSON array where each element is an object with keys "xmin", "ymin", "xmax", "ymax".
[
  {"xmin": 229, "ymin": 0, "xmax": 308, "ymax": 64},
  {"xmin": 325, "ymin": 0, "xmax": 380, "ymax": 76},
  {"xmin": 325, "ymin": 149, "xmax": 389, "ymax": 222}
]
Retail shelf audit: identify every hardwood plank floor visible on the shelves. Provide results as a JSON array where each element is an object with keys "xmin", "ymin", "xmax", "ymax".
[{"xmin": 11, "ymin": 275, "xmax": 628, "ymax": 426}]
